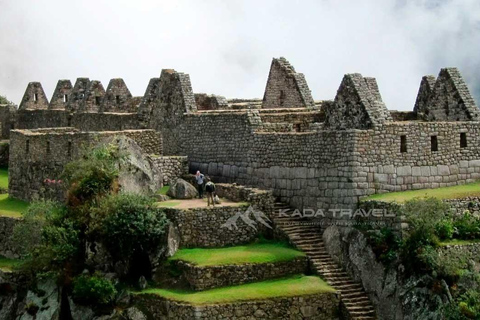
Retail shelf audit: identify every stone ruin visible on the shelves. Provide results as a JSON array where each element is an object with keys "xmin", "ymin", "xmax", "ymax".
[{"xmin": 0, "ymin": 56, "xmax": 479, "ymax": 210}]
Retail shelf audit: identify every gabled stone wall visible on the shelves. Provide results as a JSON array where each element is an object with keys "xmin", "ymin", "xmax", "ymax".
[
  {"xmin": 49, "ymin": 80, "xmax": 73, "ymax": 110},
  {"xmin": 18, "ymin": 82, "xmax": 49, "ymax": 110},
  {"xmin": 262, "ymin": 57, "xmax": 315, "ymax": 109},
  {"xmin": 100, "ymin": 78, "xmax": 135, "ymax": 113}
]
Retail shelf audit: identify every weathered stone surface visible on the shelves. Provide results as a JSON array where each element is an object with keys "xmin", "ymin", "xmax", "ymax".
[
  {"xmin": 19, "ymin": 82, "xmax": 49, "ymax": 110},
  {"xmin": 167, "ymin": 178, "xmax": 197, "ymax": 199}
]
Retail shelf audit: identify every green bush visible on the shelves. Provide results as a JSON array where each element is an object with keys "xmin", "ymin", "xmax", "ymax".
[
  {"xmin": 96, "ymin": 193, "xmax": 169, "ymax": 259},
  {"xmin": 454, "ymin": 212, "xmax": 480, "ymax": 240},
  {"xmin": 436, "ymin": 219, "xmax": 455, "ymax": 240},
  {"xmin": 366, "ymin": 227, "xmax": 401, "ymax": 265},
  {"xmin": 13, "ymin": 200, "xmax": 65, "ymax": 255},
  {"xmin": 72, "ymin": 274, "xmax": 117, "ymax": 305},
  {"xmin": 62, "ymin": 143, "xmax": 123, "ymax": 207}
]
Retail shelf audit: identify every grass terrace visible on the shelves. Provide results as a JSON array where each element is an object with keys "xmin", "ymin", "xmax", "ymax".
[
  {"xmin": 138, "ymin": 275, "xmax": 334, "ymax": 305},
  {"xmin": 0, "ymin": 194, "xmax": 29, "ymax": 218},
  {"xmin": 0, "ymin": 255, "xmax": 21, "ymax": 272},
  {"xmin": 439, "ymin": 239, "xmax": 480, "ymax": 246},
  {"xmin": 0, "ymin": 167, "xmax": 8, "ymax": 189},
  {"xmin": 169, "ymin": 241, "xmax": 305, "ymax": 266},
  {"xmin": 363, "ymin": 181, "xmax": 480, "ymax": 203}
]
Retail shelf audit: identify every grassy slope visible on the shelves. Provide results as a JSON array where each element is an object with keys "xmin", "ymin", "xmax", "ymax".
[
  {"xmin": 169, "ymin": 242, "xmax": 305, "ymax": 266},
  {"xmin": 0, "ymin": 256, "xmax": 20, "ymax": 272},
  {"xmin": 439, "ymin": 239, "xmax": 480, "ymax": 246},
  {"xmin": 0, "ymin": 194, "xmax": 29, "ymax": 218},
  {"xmin": 363, "ymin": 181, "xmax": 480, "ymax": 203},
  {"xmin": 0, "ymin": 167, "xmax": 8, "ymax": 189},
  {"xmin": 139, "ymin": 275, "xmax": 335, "ymax": 304}
]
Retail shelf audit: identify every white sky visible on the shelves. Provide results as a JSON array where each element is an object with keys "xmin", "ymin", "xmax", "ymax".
[{"xmin": 1, "ymin": 0, "xmax": 479, "ymax": 110}]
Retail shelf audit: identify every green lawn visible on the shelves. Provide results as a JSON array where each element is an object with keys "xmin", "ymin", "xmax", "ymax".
[
  {"xmin": 0, "ymin": 194, "xmax": 29, "ymax": 218},
  {"xmin": 363, "ymin": 181, "xmax": 480, "ymax": 203},
  {"xmin": 440, "ymin": 239, "xmax": 480, "ymax": 246},
  {"xmin": 138, "ymin": 275, "xmax": 334, "ymax": 304},
  {"xmin": 0, "ymin": 256, "xmax": 21, "ymax": 272},
  {"xmin": 157, "ymin": 185, "xmax": 170, "ymax": 195},
  {"xmin": 155, "ymin": 200, "xmax": 181, "ymax": 208},
  {"xmin": 0, "ymin": 167, "xmax": 8, "ymax": 189},
  {"xmin": 169, "ymin": 241, "xmax": 305, "ymax": 266}
]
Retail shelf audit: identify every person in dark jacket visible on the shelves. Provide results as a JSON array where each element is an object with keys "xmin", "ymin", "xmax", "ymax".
[{"xmin": 205, "ymin": 178, "xmax": 216, "ymax": 207}]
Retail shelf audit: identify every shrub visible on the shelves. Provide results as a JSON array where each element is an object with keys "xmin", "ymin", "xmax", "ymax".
[
  {"xmin": 96, "ymin": 193, "xmax": 169, "ymax": 260},
  {"xmin": 13, "ymin": 200, "xmax": 65, "ymax": 255},
  {"xmin": 366, "ymin": 227, "xmax": 401, "ymax": 265},
  {"xmin": 454, "ymin": 212, "xmax": 480, "ymax": 240},
  {"xmin": 72, "ymin": 274, "xmax": 117, "ymax": 305},
  {"xmin": 436, "ymin": 219, "xmax": 454, "ymax": 240},
  {"xmin": 403, "ymin": 197, "xmax": 451, "ymax": 232},
  {"xmin": 62, "ymin": 143, "xmax": 123, "ymax": 207}
]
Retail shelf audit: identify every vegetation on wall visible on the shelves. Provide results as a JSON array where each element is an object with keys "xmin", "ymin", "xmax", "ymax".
[{"xmin": 13, "ymin": 142, "xmax": 169, "ymax": 305}]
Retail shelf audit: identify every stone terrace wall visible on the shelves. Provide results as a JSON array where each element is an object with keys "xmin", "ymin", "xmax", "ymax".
[
  {"xmin": 0, "ymin": 217, "xmax": 21, "ymax": 259},
  {"xmin": 438, "ymin": 243, "xmax": 480, "ymax": 268},
  {"xmin": 135, "ymin": 293, "xmax": 340, "ymax": 320},
  {"xmin": 176, "ymin": 257, "xmax": 307, "ymax": 291},
  {"xmin": 184, "ymin": 111, "xmax": 359, "ymax": 210},
  {"xmin": 164, "ymin": 205, "xmax": 269, "ymax": 248},
  {"xmin": 8, "ymin": 129, "xmax": 161, "ymax": 201},
  {"xmin": 354, "ymin": 122, "xmax": 480, "ymax": 197},
  {"xmin": 149, "ymin": 155, "xmax": 188, "ymax": 185}
]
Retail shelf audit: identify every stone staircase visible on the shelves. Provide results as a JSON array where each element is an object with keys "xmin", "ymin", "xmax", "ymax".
[{"xmin": 273, "ymin": 202, "xmax": 376, "ymax": 320}]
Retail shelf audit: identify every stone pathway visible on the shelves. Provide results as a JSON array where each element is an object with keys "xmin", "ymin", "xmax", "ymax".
[{"xmin": 273, "ymin": 202, "xmax": 376, "ymax": 320}]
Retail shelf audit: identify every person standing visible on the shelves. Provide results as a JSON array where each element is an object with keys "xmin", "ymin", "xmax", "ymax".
[
  {"xmin": 195, "ymin": 171, "xmax": 205, "ymax": 199},
  {"xmin": 205, "ymin": 178, "xmax": 216, "ymax": 207}
]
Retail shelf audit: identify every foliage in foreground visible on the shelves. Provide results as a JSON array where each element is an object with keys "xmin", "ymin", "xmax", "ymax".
[
  {"xmin": 72, "ymin": 273, "xmax": 117, "ymax": 305},
  {"xmin": 13, "ymin": 142, "xmax": 169, "ymax": 289}
]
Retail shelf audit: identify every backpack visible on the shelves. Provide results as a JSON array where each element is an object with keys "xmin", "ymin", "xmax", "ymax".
[{"xmin": 205, "ymin": 181, "xmax": 215, "ymax": 193}]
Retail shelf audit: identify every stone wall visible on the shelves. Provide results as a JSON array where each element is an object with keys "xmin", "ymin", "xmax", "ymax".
[
  {"xmin": 444, "ymin": 197, "xmax": 480, "ymax": 215},
  {"xmin": 438, "ymin": 242, "xmax": 480, "ymax": 268},
  {"xmin": 175, "ymin": 257, "xmax": 307, "ymax": 291},
  {"xmin": 195, "ymin": 93, "xmax": 229, "ymax": 110},
  {"xmin": 164, "ymin": 205, "xmax": 269, "ymax": 248},
  {"xmin": 18, "ymin": 82, "xmax": 49, "ymax": 110},
  {"xmin": 149, "ymin": 155, "xmax": 188, "ymax": 185},
  {"xmin": 8, "ymin": 128, "xmax": 161, "ymax": 201},
  {"xmin": 0, "ymin": 141, "xmax": 8, "ymax": 168},
  {"xmin": 100, "ymin": 78, "xmax": 135, "ymax": 113},
  {"xmin": 49, "ymin": 80, "xmax": 73, "ymax": 110},
  {"xmin": 0, "ymin": 217, "xmax": 20, "ymax": 259},
  {"xmin": 135, "ymin": 293, "xmax": 340, "ymax": 320},
  {"xmin": 262, "ymin": 57, "xmax": 315, "ymax": 109}
]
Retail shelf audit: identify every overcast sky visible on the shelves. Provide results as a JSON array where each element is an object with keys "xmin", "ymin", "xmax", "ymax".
[{"xmin": 1, "ymin": 0, "xmax": 479, "ymax": 110}]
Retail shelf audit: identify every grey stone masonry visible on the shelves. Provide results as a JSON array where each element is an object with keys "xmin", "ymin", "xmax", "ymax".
[
  {"xmin": 19, "ymin": 82, "xmax": 49, "ymax": 110},
  {"xmin": 262, "ymin": 57, "xmax": 315, "ymax": 109},
  {"xmin": 76, "ymin": 80, "xmax": 106, "ymax": 113},
  {"xmin": 66, "ymin": 78, "xmax": 90, "ymax": 112},
  {"xmin": 176, "ymin": 257, "xmax": 308, "ymax": 291},
  {"xmin": 195, "ymin": 93, "xmax": 229, "ymax": 110},
  {"xmin": 413, "ymin": 75, "xmax": 436, "ymax": 118},
  {"xmin": 324, "ymin": 73, "xmax": 392, "ymax": 130},
  {"xmin": 135, "ymin": 293, "xmax": 340, "ymax": 320},
  {"xmin": 100, "ymin": 78, "xmax": 134, "ymax": 113},
  {"xmin": 149, "ymin": 69, "xmax": 197, "ymax": 155},
  {"xmin": 423, "ymin": 68, "xmax": 479, "ymax": 121},
  {"xmin": 49, "ymin": 80, "xmax": 73, "ymax": 110},
  {"xmin": 138, "ymin": 78, "xmax": 160, "ymax": 127}
]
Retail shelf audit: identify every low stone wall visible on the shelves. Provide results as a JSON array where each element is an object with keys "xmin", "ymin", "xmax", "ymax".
[
  {"xmin": 214, "ymin": 183, "xmax": 275, "ymax": 217},
  {"xmin": 150, "ymin": 156, "xmax": 188, "ymax": 185},
  {"xmin": 444, "ymin": 197, "xmax": 480, "ymax": 215},
  {"xmin": 165, "ymin": 205, "xmax": 270, "ymax": 248},
  {"xmin": 438, "ymin": 242, "xmax": 480, "ymax": 268},
  {"xmin": 176, "ymin": 257, "xmax": 307, "ymax": 291},
  {"xmin": 135, "ymin": 293, "xmax": 340, "ymax": 320},
  {"xmin": 0, "ymin": 216, "xmax": 21, "ymax": 259}
]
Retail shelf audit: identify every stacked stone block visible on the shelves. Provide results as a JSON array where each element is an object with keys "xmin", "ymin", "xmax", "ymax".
[
  {"xmin": 195, "ymin": 93, "xmax": 229, "ymax": 110},
  {"xmin": 262, "ymin": 57, "xmax": 315, "ymax": 109},
  {"xmin": 100, "ymin": 78, "xmax": 134, "ymax": 113},
  {"xmin": 66, "ymin": 78, "xmax": 90, "ymax": 112},
  {"xmin": 415, "ymin": 68, "xmax": 479, "ymax": 121},
  {"xmin": 77, "ymin": 80, "xmax": 106, "ymax": 113},
  {"xmin": 18, "ymin": 82, "xmax": 49, "ymax": 110},
  {"xmin": 138, "ymin": 78, "xmax": 160, "ymax": 127},
  {"xmin": 49, "ymin": 80, "xmax": 73, "ymax": 110}
]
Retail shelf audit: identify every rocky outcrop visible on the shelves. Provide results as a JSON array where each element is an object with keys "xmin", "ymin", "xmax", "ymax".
[
  {"xmin": 112, "ymin": 136, "xmax": 162, "ymax": 196},
  {"xmin": 322, "ymin": 226, "xmax": 451, "ymax": 320},
  {"xmin": 167, "ymin": 178, "xmax": 197, "ymax": 199}
]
